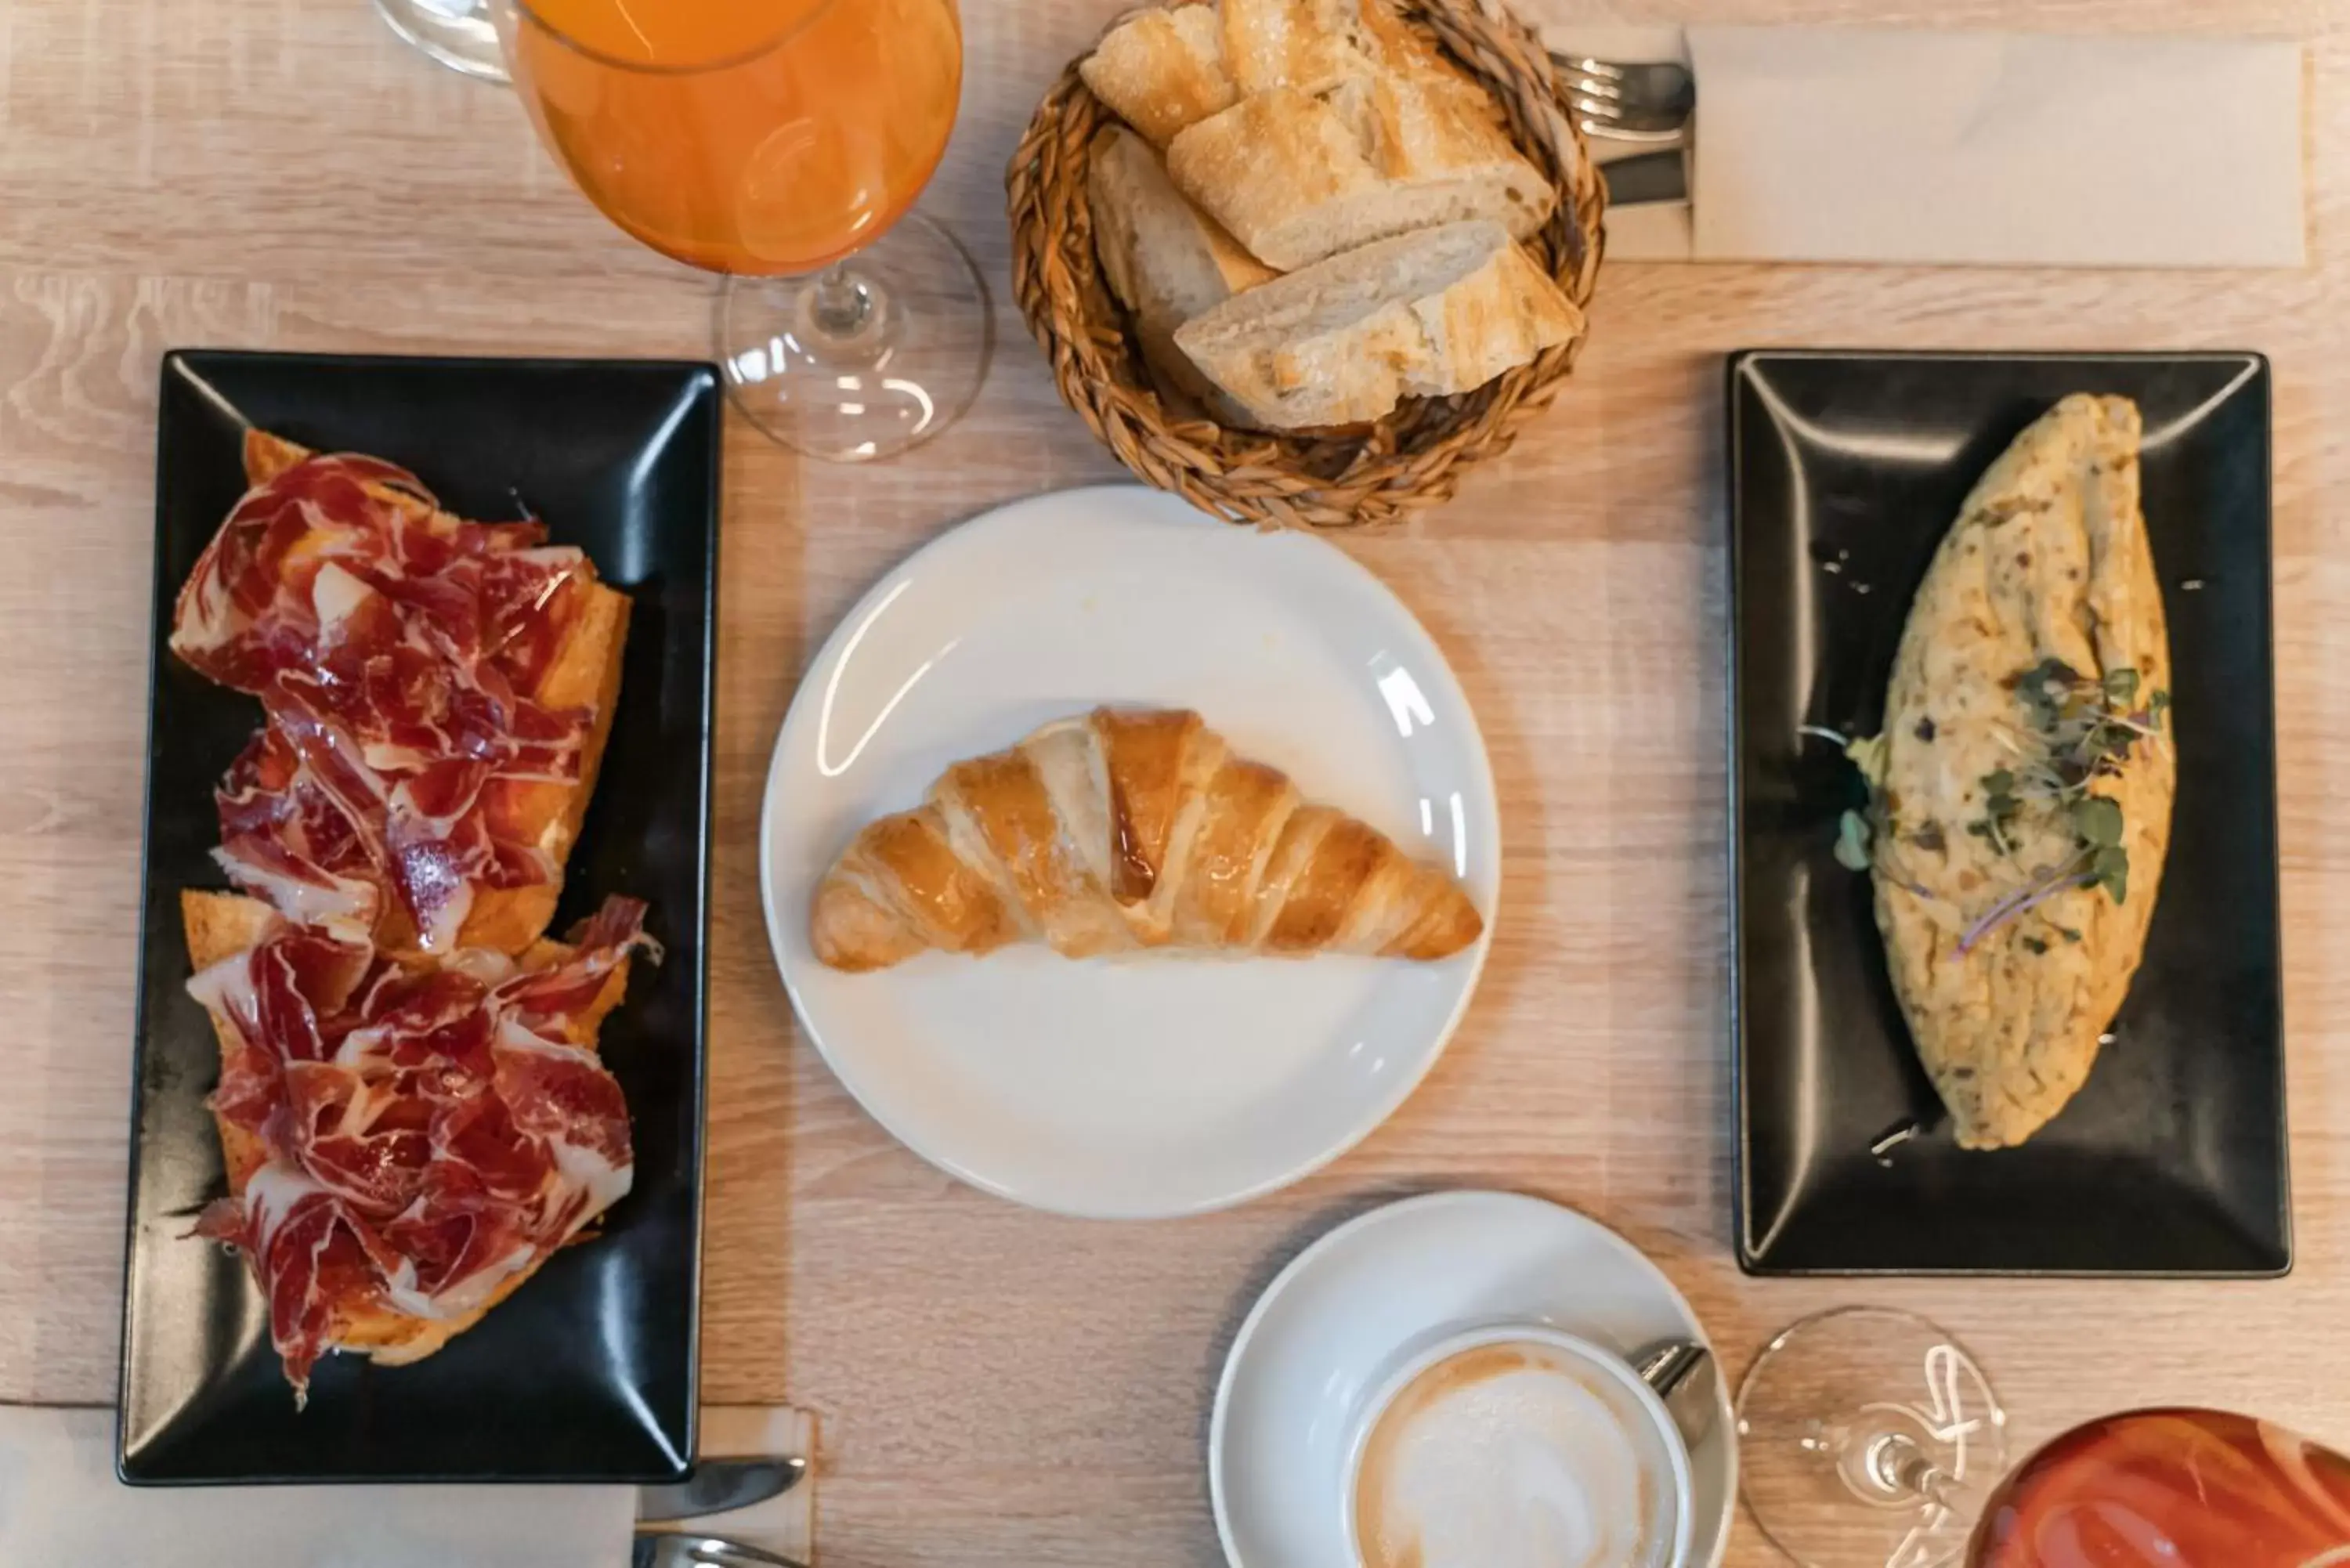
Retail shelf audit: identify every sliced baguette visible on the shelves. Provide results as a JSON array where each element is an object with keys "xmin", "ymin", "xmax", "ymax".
[
  {"xmin": 1087, "ymin": 125, "xmax": 1278, "ymax": 423},
  {"xmin": 183, "ymin": 888, "xmax": 632, "ymax": 1367},
  {"xmin": 1173, "ymin": 219, "xmax": 1581, "ymax": 428},
  {"xmin": 1331, "ymin": 70, "xmax": 1554, "ymax": 234},
  {"xmin": 1223, "ymin": 0, "xmax": 1510, "ymax": 125},
  {"xmin": 1221, "ymin": 0, "xmax": 1363, "ymax": 96},
  {"xmin": 1079, "ymin": 4, "xmax": 1238, "ymax": 147},
  {"xmin": 1165, "ymin": 81, "xmax": 1552, "ymax": 271}
]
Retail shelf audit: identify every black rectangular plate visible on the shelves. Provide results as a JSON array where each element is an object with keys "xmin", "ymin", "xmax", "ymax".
[
  {"xmin": 121, "ymin": 351, "xmax": 719, "ymax": 1482},
  {"xmin": 1730, "ymin": 350, "xmax": 2288, "ymax": 1276}
]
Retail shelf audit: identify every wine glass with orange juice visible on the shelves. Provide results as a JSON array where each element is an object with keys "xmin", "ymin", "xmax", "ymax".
[{"xmin": 494, "ymin": 0, "xmax": 985, "ymax": 460}]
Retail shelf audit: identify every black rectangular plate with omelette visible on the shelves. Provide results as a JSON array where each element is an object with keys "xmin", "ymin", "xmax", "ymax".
[
  {"xmin": 120, "ymin": 351, "xmax": 718, "ymax": 1481},
  {"xmin": 1729, "ymin": 350, "xmax": 2287, "ymax": 1276}
]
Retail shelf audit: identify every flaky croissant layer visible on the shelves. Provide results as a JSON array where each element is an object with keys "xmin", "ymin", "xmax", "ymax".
[{"xmin": 811, "ymin": 707, "xmax": 1484, "ymax": 970}]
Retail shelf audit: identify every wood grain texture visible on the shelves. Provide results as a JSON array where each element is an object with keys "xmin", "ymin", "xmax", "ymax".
[{"xmin": 2, "ymin": 1, "xmax": 2349, "ymax": 1564}]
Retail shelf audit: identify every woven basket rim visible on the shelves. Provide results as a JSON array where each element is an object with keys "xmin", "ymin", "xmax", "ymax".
[{"xmin": 1007, "ymin": 0, "xmax": 1606, "ymax": 531}]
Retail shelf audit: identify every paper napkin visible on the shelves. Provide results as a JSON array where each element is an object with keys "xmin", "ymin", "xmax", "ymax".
[
  {"xmin": 1547, "ymin": 25, "xmax": 2305, "ymax": 268},
  {"xmin": 0, "ymin": 1405, "xmax": 634, "ymax": 1568},
  {"xmin": 1689, "ymin": 27, "xmax": 2304, "ymax": 266}
]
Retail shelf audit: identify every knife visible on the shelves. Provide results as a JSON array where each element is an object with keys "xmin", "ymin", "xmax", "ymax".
[
  {"xmin": 634, "ymin": 1534, "xmax": 808, "ymax": 1568},
  {"xmin": 638, "ymin": 1456, "xmax": 808, "ymax": 1524},
  {"xmin": 1600, "ymin": 148, "xmax": 1688, "ymax": 208}
]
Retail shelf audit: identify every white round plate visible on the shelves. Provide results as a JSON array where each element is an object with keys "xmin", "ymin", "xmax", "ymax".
[
  {"xmin": 1211, "ymin": 1190, "xmax": 1737, "ymax": 1568},
  {"xmin": 759, "ymin": 486, "xmax": 1499, "ymax": 1219}
]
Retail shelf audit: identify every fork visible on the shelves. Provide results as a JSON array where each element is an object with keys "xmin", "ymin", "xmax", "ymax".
[{"xmin": 1551, "ymin": 55, "xmax": 1694, "ymax": 145}]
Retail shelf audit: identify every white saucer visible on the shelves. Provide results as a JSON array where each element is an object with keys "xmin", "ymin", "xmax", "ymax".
[
  {"xmin": 1211, "ymin": 1190, "xmax": 1737, "ymax": 1568},
  {"xmin": 759, "ymin": 486, "xmax": 1499, "ymax": 1219}
]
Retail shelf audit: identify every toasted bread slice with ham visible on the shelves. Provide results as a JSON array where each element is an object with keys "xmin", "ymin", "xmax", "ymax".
[
  {"xmin": 437, "ymin": 576, "xmax": 629, "ymax": 956},
  {"xmin": 235, "ymin": 432, "xmax": 631, "ymax": 958},
  {"xmin": 183, "ymin": 887, "xmax": 636, "ymax": 1372}
]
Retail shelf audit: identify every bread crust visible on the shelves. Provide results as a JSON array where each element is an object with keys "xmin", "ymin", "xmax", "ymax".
[
  {"xmin": 1079, "ymin": 3, "xmax": 1238, "ymax": 146},
  {"xmin": 1164, "ymin": 72, "xmax": 1552, "ymax": 271},
  {"xmin": 1086, "ymin": 125, "xmax": 1278, "ymax": 424},
  {"xmin": 1174, "ymin": 220, "xmax": 1580, "ymax": 428},
  {"xmin": 443, "ymin": 580, "xmax": 631, "ymax": 955}
]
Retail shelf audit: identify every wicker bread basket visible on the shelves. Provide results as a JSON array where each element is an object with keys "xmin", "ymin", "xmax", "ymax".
[{"xmin": 1007, "ymin": 0, "xmax": 1605, "ymax": 531}]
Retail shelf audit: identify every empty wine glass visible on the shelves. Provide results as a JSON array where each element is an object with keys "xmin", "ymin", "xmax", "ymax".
[
  {"xmin": 1738, "ymin": 1307, "xmax": 2008, "ymax": 1568},
  {"xmin": 1742, "ymin": 1309, "xmax": 2350, "ymax": 1567}
]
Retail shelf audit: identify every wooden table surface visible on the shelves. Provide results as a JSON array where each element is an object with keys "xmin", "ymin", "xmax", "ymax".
[{"xmin": 3, "ymin": 0, "xmax": 2347, "ymax": 1563}]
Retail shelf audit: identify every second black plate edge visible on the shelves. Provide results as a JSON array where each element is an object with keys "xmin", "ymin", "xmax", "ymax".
[{"xmin": 1723, "ymin": 348, "xmax": 2290, "ymax": 1279}]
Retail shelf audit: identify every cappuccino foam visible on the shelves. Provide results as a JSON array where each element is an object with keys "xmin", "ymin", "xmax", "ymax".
[{"xmin": 1353, "ymin": 1342, "xmax": 1676, "ymax": 1568}]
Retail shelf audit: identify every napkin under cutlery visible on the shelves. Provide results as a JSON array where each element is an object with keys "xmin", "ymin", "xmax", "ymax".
[
  {"xmin": 0, "ymin": 1405, "xmax": 634, "ymax": 1567},
  {"xmin": 1549, "ymin": 24, "xmax": 2305, "ymax": 267},
  {"xmin": 0, "ymin": 1403, "xmax": 814, "ymax": 1568}
]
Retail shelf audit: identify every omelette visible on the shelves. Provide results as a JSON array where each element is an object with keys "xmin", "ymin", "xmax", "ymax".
[{"xmin": 1855, "ymin": 394, "xmax": 2175, "ymax": 1150}]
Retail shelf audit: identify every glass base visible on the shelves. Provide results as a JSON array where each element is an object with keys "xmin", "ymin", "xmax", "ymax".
[
  {"xmin": 1737, "ymin": 1308, "xmax": 2007, "ymax": 1568},
  {"xmin": 718, "ymin": 211, "xmax": 992, "ymax": 462},
  {"xmin": 374, "ymin": 0, "xmax": 508, "ymax": 82}
]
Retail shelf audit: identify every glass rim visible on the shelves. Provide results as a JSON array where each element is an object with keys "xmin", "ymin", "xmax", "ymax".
[{"xmin": 510, "ymin": 0, "xmax": 849, "ymax": 77}]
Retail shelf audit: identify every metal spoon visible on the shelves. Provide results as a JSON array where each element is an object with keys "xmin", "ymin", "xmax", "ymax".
[{"xmin": 1636, "ymin": 1339, "xmax": 1718, "ymax": 1451}]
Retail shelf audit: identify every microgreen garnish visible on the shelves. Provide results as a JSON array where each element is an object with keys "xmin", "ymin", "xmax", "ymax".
[
  {"xmin": 2087, "ymin": 844, "xmax": 2130, "ymax": 905},
  {"xmin": 1954, "ymin": 861, "xmax": 2084, "ymax": 953},
  {"xmin": 1803, "ymin": 724, "xmax": 1896, "ymax": 875},
  {"xmin": 2070, "ymin": 794, "xmax": 2123, "ymax": 848},
  {"xmin": 1834, "ymin": 809, "xmax": 1874, "ymax": 872},
  {"xmin": 1976, "ymin": 767, "xmax": 2022, "ymax": 854},
  {"xmin": 1951, "ymin": 659, "xmax": 2167, "ymax": 954}
]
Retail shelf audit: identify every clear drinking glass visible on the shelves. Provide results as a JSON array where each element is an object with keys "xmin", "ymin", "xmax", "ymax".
[
  {"xmin": 1740, "ymin": 1308, "xmax": 2350, "ymax": 1568},
  {"xmin": 490, "ymin": 0, "xmax": 988, "ymax": 461},
  {"xmin": 374, "ymin": 0, "xmax": 509, "ymax": 81},
  {"xmin": 1737, "ymin": 1308, "xmax": 2008, "ymax": 1568}
]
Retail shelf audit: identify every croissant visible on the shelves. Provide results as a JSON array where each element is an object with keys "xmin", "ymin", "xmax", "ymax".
[{"xmin": 811, "ymin": 707, "xmax": 1483, "ymax": 970}]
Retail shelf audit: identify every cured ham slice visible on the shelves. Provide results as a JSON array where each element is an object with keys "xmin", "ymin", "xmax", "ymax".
[
  {"xmin": 169, "ymin": 441, "xmax": 615, "ymax": 952},
  {"xmin": 188, "ymin": 894, "xmax": 655, "ymax": 1403}
]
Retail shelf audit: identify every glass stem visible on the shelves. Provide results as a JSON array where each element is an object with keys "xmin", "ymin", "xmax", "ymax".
[
  {"xmin": 1868, "ymin": 1432, "xmax": 1961, "ymax": 1512},
  {"xmin": 809, "ymin": 264, "xmax": 875, "ymax": 341}
]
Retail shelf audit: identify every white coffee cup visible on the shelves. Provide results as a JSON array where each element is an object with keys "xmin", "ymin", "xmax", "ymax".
[{"xmin": 1343, "ymin": 1324, "xmax": 1696, "ymax": 1568}]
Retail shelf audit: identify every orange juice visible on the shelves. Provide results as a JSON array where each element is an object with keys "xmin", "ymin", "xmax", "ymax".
[{"xmin": 508, "ymin": 0, "xmax": 963, "ymax": 274}]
